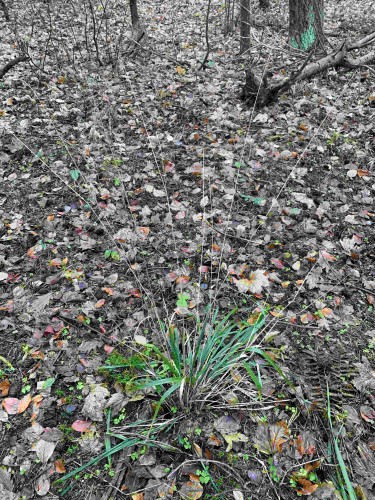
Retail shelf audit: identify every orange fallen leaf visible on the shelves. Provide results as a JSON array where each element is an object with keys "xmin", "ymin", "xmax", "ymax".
[
  {"xmin": 270, "ymin": 310, "xmax": 283, "ymax": 317},
  {"xmin": 179, "ymin": 478, "xmax": 203, "ymax": 500},
  {"xmin": 305, "ymin": 460, "xmax": 321, "ymax": 472},
  {"xmin": 193, "ymin": 443, "xmax": 202, "ymax": 457},
  {"xmin": 54, "ymin": 459, "xmax": 66, "ymax": 473},
  {"xmin": 191, "ymin": 164, "xmax": 202, "ymax": 175},
  {"xmin": 18, "ymin": 393, "xmax": 32, "ymax": 414},
  {"xmin": 321, "ymin": 307, "xmax": 333, "ymax": 317},
  {"xmin": 189, "ymin": 474, "xmax": 200, "ymax": 482},
  {"xmin": 0, "ymin": 379, "xmax": 10, "ymax": 396},
  {"xmin": 95, "ymin": 299, "xmax": 106, "ymax": 308},
  {"xmin": 321, "ymin": 250, "xmax": 337, "ymax": 261},
  {"xmin": 27, "ymin": 247, "xmax": 37, "ymax": 258},
  {"xmin": 357, "ymin": 169, "xmax": 370, "ymax": 177},
  {"xmin": 175, "ymin": 275, "xmax": 190, "ymax": 284},
  {"xmin": 295, "ymin": 478, "xmax": 318, "ymax": 495},
  {"xmin": 306, "ymin": 256, "xmax": 317, "ymax": 263},
  {"xmin": 33, "ymin": 394, "xmax": 43, "ymax": 405},
  {"xmin": 131, "ymin": 493, "xmax": 144, "ymax": 500},
  {"xmin": 207, "ymin": 434, "xmax": 222, "ymax": 446},
  {"xmin": 280, "ymin": 281, "xmax": 291, "ymax": 288},
  {"xmin": 137, "ymin": 226, "xmax": 150, "ymax": 238},
  {"xmin": 31, "ymin": 350, "xmax": 45, "ymax": 359},
  {"xmin": 49, "ymin": 258, "xmax": 62, "ymax": 268}
]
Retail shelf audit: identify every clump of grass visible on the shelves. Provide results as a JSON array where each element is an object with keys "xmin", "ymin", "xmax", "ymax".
[
  {"xmin": 54, "ymin": 307, "xmax": 291, "ymax": 492},
  {"xmin": 133, "ymin": 306, "xmax": 290, "ymax": 417},
  {"xmin": 99, "ymin": 349, "xmax": 149, "ymax": 393}
]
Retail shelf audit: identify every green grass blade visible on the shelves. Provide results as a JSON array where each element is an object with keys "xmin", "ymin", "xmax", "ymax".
[
  {"xmin": 145, "ymin": 343, "xmax": 180, "ymax": 377},
  {"xmin": 54, "ymin": 437, "xmax": 141, "ymax": 484},
  {"xmin": 140, "ymin": 376, "xmax": 182, "ymax": 389},
  {"xmin": 151, "ymin": 382, "xmax": 182, "ymax": 421},
  {"xmin": 248, "ymin": 347, "xmax": 293, "ymax": 387},
  {"xmin": 242, "ymin": 361, "xmax": 262, "ymax": 395},
  {"xmin": 168, "ymin": 326, "xmax": 182, "ymax": 374},
  {"xmin": 105, "ymin": 408, "xmax": 112, "ymax": 467},
  {"xmin": 326, "ymin": 383, "xmax": 357, "ymax": 500}
]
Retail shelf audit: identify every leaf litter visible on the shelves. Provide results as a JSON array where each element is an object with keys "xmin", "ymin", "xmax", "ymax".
[{"xmin": 0, "ymin": 0, "xmax": 374, "ymax": 498}]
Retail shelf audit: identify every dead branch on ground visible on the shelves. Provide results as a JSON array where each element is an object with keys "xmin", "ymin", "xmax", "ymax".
[
  {"xmin": 242, "ymin": 31, "xmax": 375, "ymax": 107},
  {"xmin": 0, "ymin": 55, "xmax": 29, "ymax": 80}
]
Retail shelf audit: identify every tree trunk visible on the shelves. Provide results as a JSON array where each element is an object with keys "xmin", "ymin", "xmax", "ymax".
[
  {"xmin": 259, "ymin": 0, "xmax": 270, "ymax": 9},
  {"xmin": 289, "ymin": 0, "xmax": 324, "ymax": 51},
  {"xmin": 240, "ymin": 0, "xmax": 250, "ymax": 55},
  {"xmin": 129, "ymin": 0, "xmax": 139, "ymax": 27}
]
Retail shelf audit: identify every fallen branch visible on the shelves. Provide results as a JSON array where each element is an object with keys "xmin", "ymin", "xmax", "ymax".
[
  {"xmin": 0, "ymin": 54, "xmax": 29, "ymax": 79},
  {"xmin": 242, "ymin": 31, "xmax": 375, "ymax": 107}
]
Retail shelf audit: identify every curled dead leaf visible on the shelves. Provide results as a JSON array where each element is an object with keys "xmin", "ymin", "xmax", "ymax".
[
  {"xmin": 295, "ymin": 478, "xmax": 318, "ymax": 496},
  {"xmin": 178, "ymin": 478, "xmax": 203, "ymax": 500}
]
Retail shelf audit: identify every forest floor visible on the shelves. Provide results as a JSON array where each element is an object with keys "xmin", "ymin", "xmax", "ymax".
[{"xmin": 0, "ymin": 0, "xmax": 374, "ymax": 499}]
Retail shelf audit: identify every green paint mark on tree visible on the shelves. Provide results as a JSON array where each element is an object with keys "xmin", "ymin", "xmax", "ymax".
[
  {"xmin": 290, "ymin": 37, "xmax": 299, "ymax": 49},
  {"xmin": 293, "ymin": 5, "xmax": 317, "ymax": 51},
  {"xmin": 300, "ymin": 5, "xmax": 316, "ymax": 50}
]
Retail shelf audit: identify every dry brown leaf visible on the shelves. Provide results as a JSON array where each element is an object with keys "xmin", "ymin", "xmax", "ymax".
[
  {"xmin": 0, "ymin": 379, "xmax": 10, "ymax": 396},
  {"xmin": 54, "ymin": 459, "xmax": 66, "ymax": 473},
  {"xmin": 18, "ymin": 393, "xmax": 32, "ymax": 414}
]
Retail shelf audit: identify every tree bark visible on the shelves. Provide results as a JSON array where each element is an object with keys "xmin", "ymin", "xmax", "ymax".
[
  {"xmin": 289, "ymin": 0, "xmax": 324, "ymax": 51},
  {"xmin": 240, "ymin": 0, "xmax": 250, "ymax": 55},
  {"xmin": 129, "ymin": 0, "xmax": 139, "ymax": 27}
]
